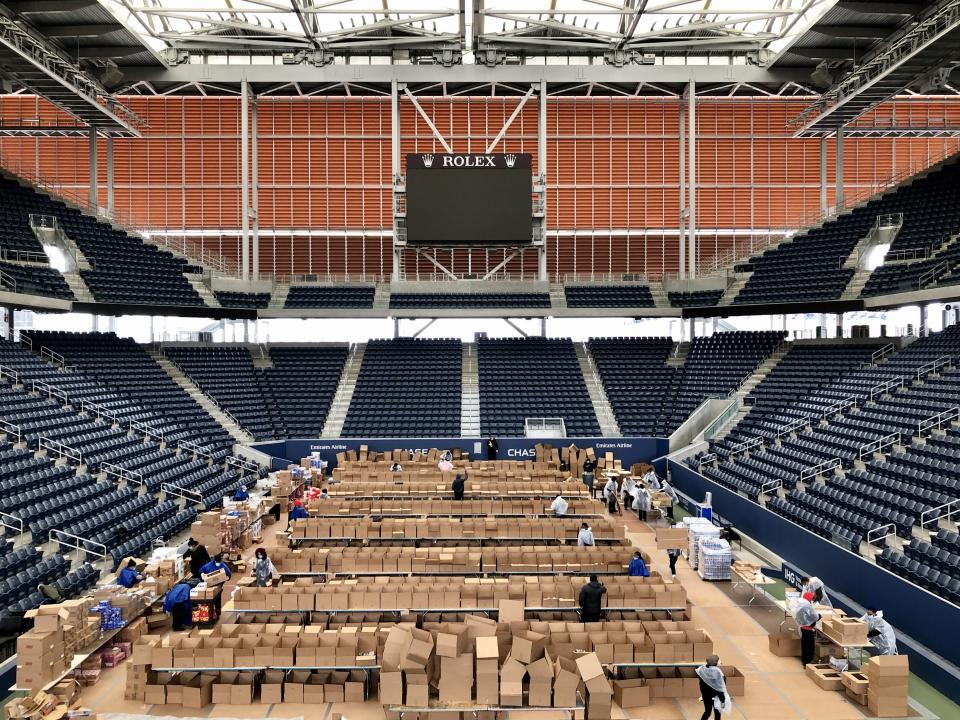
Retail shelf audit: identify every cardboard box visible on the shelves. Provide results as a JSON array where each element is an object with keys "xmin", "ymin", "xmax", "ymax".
[
  {"xmin": 405, "ymin": 670, "xmax": 429, "ymax": 706},
  {"xmin": 768, "ymin": 633, "xmax": 801, "ymax": 657},
  {"xmin": 840, "ymin": 671, "xmax": 868, "ymax": 696},
  {"xmin": 212, "ymin": 672, "xmax": 238, "ymax": 705},
  {"xmin": 475, "ymin": 638, "xmax": 499, "ymax": 705},
  {"xmin": 655, "ymin": 527, "xmax": 687, "ymax": 550},
  {"xmin": 575, "ymin": 652, "xmax": 612, "ymax": 716},
  {"xmin": 435, "ymin": 626, "xmax": 469, "ymax": 658},
  {"xmin": 260, "ymin": 670, "xmax": 284, "ymax": 704},
  {"xmin": 512, "ymin": 631, "xmax": 546, "ymax": 664},
  {"xmin": 821, "ymin": 617, "xmax": 868, "ymax": 646},
  {"xmin": 439, "ymin": 654, "xmax": 473, "ymax": 703},
  {"xmin": 553, "ymin": 656, "xmax": 580, "ymax": 708},
  {"xmin": 805, "ymin": 664, "xmax": 843, "ymax": 692},
  {"xmin": 499, "ymin": 657, "xmax": 526, "ymax": 707},
  {"xmin": 865, "ymin": 655, "xmax": 909, "ymax": 677},
  {"xmin": 380, "ymin": 671, "xmax": 403, "ymax": 705},
  {"xmin": 527, "ymin": 653, "xmax": 554, "ymax": 707},
  {"xmin": 868, "ymin": 694, "xmax": 909, "ymax": 717},
  {"xmin": 231, "ymin": 674, "xmax": 256, "ymax": 704},
  {"xmin": 613, "ymin": 678, "xmax": 650, "ymax": 708},
  {"xmin": 845, "ymin": 686, "xmax": 868, "ymax": 706},
  {"xmin": 181, "ymin": 673, "xmax": 215, "ymax": 708}
]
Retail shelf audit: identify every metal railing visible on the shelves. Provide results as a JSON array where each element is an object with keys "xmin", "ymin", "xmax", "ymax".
[
  {"xmin": 19, "ymin": 334, "xmax": 32, "ymax": 350},
  {"xmin": 178, "ymin": 439, "xmax": 214, "ymax": 463},
  {"xmin": 858, "ymin": 432, "xmax": 901, "ymax": 461},
  {"xmin": 102, "ymin": 462, "xmax": 145, "ymax": 489},
  {"xmin": 700, "ymin": 399, "xmax": 740, "ymax": 441},
  {"xmin": 0, "ymin": 364, "xmax": 19, "ymax": 384},
  {"xmin": 79, "ymin": 399, "xmax": 119, "ymax": 425},
  {"xmin": 868, "ymin": 377, "xmax": 904, "ymax": 401},
  {"xmin": 799, "ymin": 458, "xmax": 841, "ymax": 484},
  {"xmin": 39, "ymin": 346, "xmax": 69, "ymax": 369},
  {"xmin": 729, "ymin": 436, "xmax": 764, "ymax": 457},
  {"xmin": 775, "ymin": 416, "xmax": 810, "ymax": 441},
  {"xmin": 30, "ymin": 378, "xmax": 69, "ymax": 404},
  {"xmin": 0, "ymin": 269, "xmax": 16, "ymax": 293},
  {"xmin": 129, "ymin": 419, "xmax": 164, "ymax": 443},
  {"xmin": 0, "ymin": 510, "xmax": 23, "ymax": 534},
  {"xmin": 0, "ymin": 248, "xmax": 48, "ymax": 264},
  {"xmin": 49, "ymin": 529, "xmax": 107, "ymax": 559},
  {"xmin": 920, "ymin": 499, "xmax": 960, "ymax": 529},
  {"xmin": 886, "ymin": 246, "xmax": 930, "ymax": 263},
  {"xmin": 916, "ymin": 261, "xmax": 949, "ymax": 290},
  {"xmin": 227, "ymin": 456, "xmax": 259, "ymax": 475},
  {"xmin": 697, "ymin": 453, "xmax": 717, "ymax": 470},
  {"xmin": 916, "ymin": 356, "xmax": 952, "ymax": 381},
  {"xmin": 0, "ymin": 419, "xmax": 21, "ymax": 444},
  {"xmin": 272, "ymin": 272, "xmax": 386, "ymax": 286},
  {"xmin": 867, "ymin": 523, "xmax": 896, "ymax": 547},
  {"xmin": 820, "ymin": 396, "xmax": 856, "ymax": 419},
  {"xmin": 871, "ymin": 344, "xmax": 895, "ymax": 364},
  {"xmin": 39, "ymin": 436, "xmax": 82, "ymax": 464},
  {"xmin": 917, "ymin": 406, "xmax": 960, "ymax": 437},
  {"xmin": 524, "ymin": 417, "xmax": 567, "ymax": 437},
  {"xmin": 162, "ymin": 483, "xmax": 203, "ymax": 505},
  {"xmin": 760, "ymin": 479, "xmax": 782, "ymax": 496}
]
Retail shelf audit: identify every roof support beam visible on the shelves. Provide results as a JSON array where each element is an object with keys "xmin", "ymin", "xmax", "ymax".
[
  {"xmin": 789, "ymin": 46, "xmax": 859, "ymax": 59},
  {"xmin": 485, "ymin": 85, "xmax": 533, "ymax": 153},
  {"xmin": 40, "ymin": 23, "xmax": 124, "ymax": 37},
  {"xmin": 403, "ymin": 86, "xmax": 453, "ymax": 153},
  {"xmin": 7, "ymin": 0, "xmax": 98, "ymax": 11},
  {"xmin": 835, "ymin": 1, "xmax": 923, "ymax": 14},
  {"xmin": 813, "ymin": 25, "xmax": 893, "ymax": 39}
]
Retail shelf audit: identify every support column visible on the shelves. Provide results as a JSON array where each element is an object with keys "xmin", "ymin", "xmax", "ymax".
[
  {"xmin": 819, "ymin": 136, "xmax": 827, "ymax": 216},
  {"xmin": 251, "ymin": 97, "xmax": 259, "ymax": 280},
  {"xmin": 687, "ymin": 79, "xmax": 696, "ymax": 280},
  {"xmin": 88, "ymin": 126, "xmax": 98, "ymax": 209},
  {"xmin": 836, "ymin": 313, "xmax": 844, "ymax": 339},
  {"xmin": 240, "ymin": 80, "xmax": 250, "ymax": 281},
  {"xmin": 538, "ymin": 79, "xmax": 548, "ymax": 282},
  {"xmin": 920, "ymin": 304, "xmax": 929, "ymax": 337},
  {"xmin": 393, "ymin": 317, "xmax": 400, "ymax": 338},
  {"xmin": 391, "ymin": 80, "xmax": 402, "ymax": 282},
  {"xmin": 687, "ymin": 318, "xmax": 695, "ymax": 341},
  {"xmin": 106, "ymin": 134, "xmax": 114, "ymax": 217},
  {"xmin": 3, "ymin": 307, "xmax": 12, "ymax": 340},
  {"xmin": 678, "ymin": 101, "xmax": 686, "ymax": 279},
  {"xmin": 818, "ymin": 313, "xmax": 828, "ymax": 339},
  {"xmin": 540, "ymin": 318, "xmax": 547, "ymax": 337},
  {"xmin": 835, "ymin": 128, "xmax": 845, "ymax": 210}
]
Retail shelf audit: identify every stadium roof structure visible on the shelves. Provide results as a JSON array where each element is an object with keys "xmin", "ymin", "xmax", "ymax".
[{"xmin": 0, "ymin": 0, "xmax": 957, "ymax": 129}]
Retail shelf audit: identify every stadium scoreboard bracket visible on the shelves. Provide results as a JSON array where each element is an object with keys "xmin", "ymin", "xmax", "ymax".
[{"xmin": 405, "ymin": 153, "xmax": 533, "ymax": 246}]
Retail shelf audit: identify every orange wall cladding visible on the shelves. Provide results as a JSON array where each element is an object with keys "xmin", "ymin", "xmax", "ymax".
[{"xmin": 1, "ymin": 94, "xmax": 959, "ymax": 278}]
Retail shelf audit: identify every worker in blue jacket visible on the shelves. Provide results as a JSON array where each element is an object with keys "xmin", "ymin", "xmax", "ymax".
[
  {"xmin": 289, "ymin": 500, "xmax": 309, "ymax": 521},
  {"xmin": 628, "ymin": 551, "xmax": 650, "ymax": 577},
  {"xmin": 117, "ymin": 559, "xmax": 143, "ymax": 588},
  {"xmin": 232, "ymin": 483, "xmax": 249, "ymax": 501},
  {"xmin": 164, "ymin": 581, "xmax": 193, "ymax": 631},
  {"xmin": 199, "ymin": 554, "xmax": 232, "ymax": 580}
]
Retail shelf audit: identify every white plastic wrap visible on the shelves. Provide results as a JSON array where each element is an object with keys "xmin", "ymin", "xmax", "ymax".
[
  {"xmin": 697, "ymin": 538, "xmax": 732, "ymax": 580},
  {"xmin": 688, "ymin": 523, "xmax": 721, "ymax": 569}
]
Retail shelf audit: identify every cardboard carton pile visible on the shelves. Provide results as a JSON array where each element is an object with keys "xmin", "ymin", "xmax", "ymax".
[
  {"xmin": 230, "ymin": 576, "xmax": 686, "ymax": 612},
  {"xmin": 288, "ymin": 516, "xmax": 625, "ymax": 541},
  {"xmin": 865, "ymin": 655, "xmax": 909, "ymax": 717},
  {"xmin": 305, "ymin": 498, "xmax": 598, "ymax": 516},
  {"xmin": 820, "ymin": 616, "xmax": 869, "ymax": 646},
  {"xmin": 805, "ymin": 663, "xmax": 844, "ymax": 691},
  {"xmin": 271, "ymin": 545, "xmax": 643, "ymax": 575},
  {"xmin": 4, "ymin": 689, "xmax": 94, "ymax": 720},
  {"xmin": 839, "ymin": 670, "xmax": 869, "ymax": 706},
  {"xmin": 327, "ymin": 478, "xmax": 587, "ymax": 498}
]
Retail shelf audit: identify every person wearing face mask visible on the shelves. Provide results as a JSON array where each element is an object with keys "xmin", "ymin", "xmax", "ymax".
[{"xmin": 252, "ymin": 547, "xmax": 279, "ymax": 587}]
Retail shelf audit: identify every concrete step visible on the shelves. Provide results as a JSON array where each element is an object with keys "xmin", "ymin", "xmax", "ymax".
[
  {"xmin": 62, "ymin": 272, "xmax": 94, "ymax": 302},
  {"xmin": 154, "ymin": 355, "xmax": 253, "ymax": 444},
  {"xmin": 321, "ymin": 342, "xmax": 366, "ymax": 438},
  {"xmin": 718, "ymin": 274, "xmax": 750, "ymax": 306},
  {"xmin": 187, "ymin": 277, "xmax": 221, "ymax": 308},
  {"xmin": 575, "ymin": 342, "xmax": 621, "ymax": 437},
  {"xmin": 461, "ymin": 342, "xmax": 481, "ymax": 436},
  {"xmin": 841, "ymin": 268, "xmax": 873, "ymax": 300},
  {"xmin": 270, "ymin": 283, "xmax": 291, "ymax": 309}
]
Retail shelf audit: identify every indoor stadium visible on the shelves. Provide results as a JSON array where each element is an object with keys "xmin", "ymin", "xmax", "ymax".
[{"xmin": 1, "ymin": 0, "xmax": 960, "ymax": 718}]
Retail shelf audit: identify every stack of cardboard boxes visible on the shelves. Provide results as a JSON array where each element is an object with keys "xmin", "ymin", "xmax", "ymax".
[
  {"xmin": 865, "ymin": 655, "xmax": 909, "ymax": 717},
  {"xmin": 4, "ymin": 689, "xmax": 93, "ymax": 720},
  {"xmin": 305, "ymin": 498, "xmax": 598, "ymax": 516},
  {"xmin": 289, "ymin": 516, "xmax": 624, "ymax": 541},
  {"xmin": 820, "ymin": 616, "xmax": 869, "ymax": 646}
]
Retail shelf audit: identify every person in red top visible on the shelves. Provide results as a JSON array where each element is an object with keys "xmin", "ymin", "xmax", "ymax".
[{"xmin": 793, "ymin": 591, "xmax": 821, "ymax": 666}]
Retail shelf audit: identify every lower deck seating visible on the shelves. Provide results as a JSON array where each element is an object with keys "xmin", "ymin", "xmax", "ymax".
[
  {"xmin": 215, "ymin": 291, "xmax": 271, "ymax": 308},
  {"xmin": 478, "ymin": 337, "xmax": 599, "ymax": 437},
  {"xmin": 0, "ymin": 261, "xmax": 73, "ymax": 300},
  {"xmin": 284, "ymin": 286, "xmax": 374, "ymax": 309},
  {"xmin": 343, "ymin": 338, "xmax": 461, "ymax": 437},
  {"xmin": 564, "ymin": 285, "xmax": 655, "ymax": 308},
  {"xmin": 668, "ymin": 290, "xmax": 723, "ymax": 307}
]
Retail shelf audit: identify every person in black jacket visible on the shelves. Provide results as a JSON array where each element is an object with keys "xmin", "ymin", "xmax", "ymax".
[
  {"xmin": 578, "ymin": 575, "xmax": 607, "ymax": 622},
  {"xmin": 486, "ymin": 436, "xmax": 498, "ymax": 461},
  {"xmin": 184, "ymin": 538, "xmax": 211, "ymax": 578},
  {"xmin": 452, "ymin": 474, "xmax": 465, "ymax": 500}
]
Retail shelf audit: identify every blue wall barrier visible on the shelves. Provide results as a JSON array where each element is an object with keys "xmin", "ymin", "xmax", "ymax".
[
  {"xmin": 253, "ymin": 437, "xmax": 669, "ymax": 471},
  {"xmin": 667, "ymin": 459, "xmax": 960, "ymax": 704}
]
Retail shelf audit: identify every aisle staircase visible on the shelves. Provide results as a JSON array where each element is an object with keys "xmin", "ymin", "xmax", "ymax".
[
  {"xmin": 575, "ymin": 342, "xmax": 621, "ymax": 437},
  {"xmin": 150, "ymin": 349, "xmax": 253, "ymax": 444},
  {"xmin": 718, "ymin": 274, "xmax": 750, "ymax": 306},
  {"xmin": 321, "ymin": 342, "xmax": 366, "ymax": 438},
  {"xmin": 270, "ymin": 282, "xmax": 290, "ymax": 309},
  {"xmin": 187, "ymin": 277, "xmax": 221, "ymax": 308},
  {"xmin": 460, "ymin": 342, "xmax": 481, "ymax": 437}
]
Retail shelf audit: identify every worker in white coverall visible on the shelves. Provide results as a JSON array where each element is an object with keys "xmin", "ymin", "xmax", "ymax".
[
  {"xmin": 860, "ymin": 608, "xmax": 898, "ymax": 655},
  {"xmin": 801, "ymin": 576, "xmax": 833, "ymax": 607}
]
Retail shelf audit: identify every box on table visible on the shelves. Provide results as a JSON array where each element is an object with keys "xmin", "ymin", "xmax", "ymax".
[
  {"xmin": 821, "ymin": 617, "xmax": 868, "ymax": 646},
  {"xmin": 575, "ymin": 652, "xmax": 612, "ymax": 717},
  {"xmin": 526, "ymin": 653, "xmax": 554, "ymax": 707},
  {"xmin": 553, "ymin": 656, "xmax": 580, "ymax": 708},
  {"xmin": 405, "ymin": 670, "xmax": 429, "ymax": 706},
  {"xmin": 439, "ymin": 653, "xmax": 473, "ymax": 703},
  {"xmin": 840, "ymin": 671, "xmax": 868, "ymax": 696},
  {"xmin": 260, "ymin": 670, "xmax": 284, "ymax": 704},
  {"xmin": 499, "ymin": 657, "xmax": 526, "ymax": 707},
  {"xmin": 380, "ymin": 671, "xmax": 403, "ymax": 705}
]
